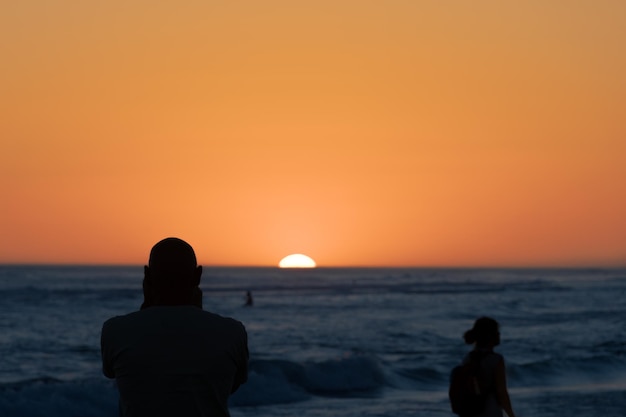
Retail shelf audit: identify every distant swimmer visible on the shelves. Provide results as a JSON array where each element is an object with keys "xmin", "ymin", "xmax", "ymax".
[{"xmin": 244, "ymin": 290, "xmax": 253, "ymax": 307}]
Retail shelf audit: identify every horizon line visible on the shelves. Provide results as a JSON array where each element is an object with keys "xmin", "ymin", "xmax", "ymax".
[{"xmin": 0, "ymin": 262, "xmax": 624, "ymax": 270}]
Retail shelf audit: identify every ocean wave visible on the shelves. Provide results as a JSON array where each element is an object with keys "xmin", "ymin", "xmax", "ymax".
[
  {"xmin": 0, "ymin": 377, "xmax": 118, "ymax": 417},
  {"xmin": 391, "ymin": 352, "xmax": 626, "ymax": 392},
  {"xmin": 0, "ymin": 354, "xmax": 387, "ymax": 415},
  {"xmin": 231, "ymin": 353, "xmax": 386, "ymax": 406},
  {"xmin": 507, "ymin": 353, "xmax": 626, "ymax": 387},
  {"xmin": 2, "ymin": 352, "xmax": 626, "ymax": 416}
]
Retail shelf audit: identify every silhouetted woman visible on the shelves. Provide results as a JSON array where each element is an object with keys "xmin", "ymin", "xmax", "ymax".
[{"xmin": 462, "ymin": 317, "xmax": 516, "ymax": 417}]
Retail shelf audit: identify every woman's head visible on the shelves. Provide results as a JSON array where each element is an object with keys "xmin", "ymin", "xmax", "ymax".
[{"xmin": 463, "ymin": 316, "xmax": 500, "ymax": 347}]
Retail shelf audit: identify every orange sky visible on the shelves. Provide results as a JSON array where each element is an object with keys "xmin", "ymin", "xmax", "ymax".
[{"xmin": 1, "ymin": 1, "xmax": 625, "ymax": 267}]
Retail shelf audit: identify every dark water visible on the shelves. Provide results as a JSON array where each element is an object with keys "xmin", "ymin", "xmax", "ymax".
[{"xmin": 1, "ymin": 266, "xmax": 625, "ymax": 416}]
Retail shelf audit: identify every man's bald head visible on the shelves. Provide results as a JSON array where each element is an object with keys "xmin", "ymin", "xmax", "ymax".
[{"xmin": 146, "ymin": 237, "xmax": 201, "ymax": 291}]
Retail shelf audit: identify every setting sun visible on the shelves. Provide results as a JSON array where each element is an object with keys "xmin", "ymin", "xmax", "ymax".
[{"xmin": 278, "ymin": 254, "xmax": 317, "ymax": 268}]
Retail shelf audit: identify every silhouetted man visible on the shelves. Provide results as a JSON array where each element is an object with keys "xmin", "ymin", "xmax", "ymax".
[{"xmin": 101, "ymin": 237, "xmax": 248, "ymax": 417}]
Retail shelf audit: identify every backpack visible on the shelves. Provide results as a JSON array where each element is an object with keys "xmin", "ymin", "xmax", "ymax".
[{"xmin": 448, "ymin": 352, "xmax": 488, "ymax": 416}]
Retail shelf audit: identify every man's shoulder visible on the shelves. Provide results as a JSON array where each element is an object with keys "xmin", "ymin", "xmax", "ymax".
[
  {"xmin": 199, "ymin": 309, "xmax": 240, "ymax": 323},
  {"xmin": 104, "ymin": 307, "xmax": 245, "ymax": 328},
  {"xmin": 101, "ymin": 310, "xmax": 145, "ymax": 337},
  {"xmin": 102, "ymin": 309, "xmax": 144, "ymax": 326},
  {"xmin": 198, "ymin": 310, "xmax": 247, "ymax": 334}
]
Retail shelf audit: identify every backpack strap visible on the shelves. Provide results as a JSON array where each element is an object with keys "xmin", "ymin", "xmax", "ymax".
[{"xmin": 470, "ymin": 351, "xmax": 497, "ymax": 394}]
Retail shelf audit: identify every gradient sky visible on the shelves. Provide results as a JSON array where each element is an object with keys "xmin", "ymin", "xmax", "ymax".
[{"xmin": 2, "ymin": 1, "xmax": 625, "ymax": 266}]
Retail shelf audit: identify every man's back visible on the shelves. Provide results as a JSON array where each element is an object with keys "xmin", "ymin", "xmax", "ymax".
[{"xmin": 101, "ymin": 305, "xmax": 248, "ymax": 417}]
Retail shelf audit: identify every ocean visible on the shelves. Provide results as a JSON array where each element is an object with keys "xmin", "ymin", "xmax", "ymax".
[{"xmin": 1, "ymin": 266, "xmax": 625, "ymax": 417}]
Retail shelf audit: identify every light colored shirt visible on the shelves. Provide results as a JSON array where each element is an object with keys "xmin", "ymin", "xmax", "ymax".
[{"xmin": 101, "ymin": 306, "xmax": 248, "ymax": 417}]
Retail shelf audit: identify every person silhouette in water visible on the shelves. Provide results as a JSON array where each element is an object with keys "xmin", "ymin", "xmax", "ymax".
[
  {"xmin": 461, "ymin": 317, "xmax": 516, "ymax": 417},
  {"xmin": 244, "ymin": 291, "xmax": 253, "ymax": 307},
  {"xmin": 101, "ymin": 237, "xmax": 249, "ymax": 417}
]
